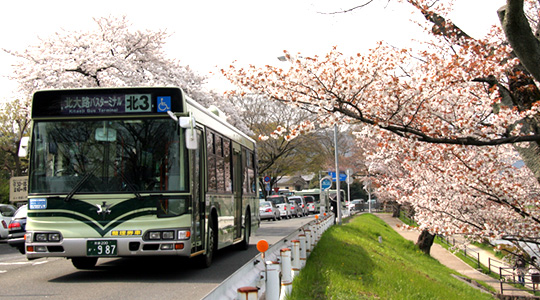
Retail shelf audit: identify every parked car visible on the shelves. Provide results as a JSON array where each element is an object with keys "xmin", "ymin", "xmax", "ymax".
[
  {"xmin": 0, "ymin": 204, "xmax": 16, "ymax": 240},
  {"xmin": 267, "ymin": 195, "xmax": 292, "ymax": 219},
  {"xmin": 288, "ymin": 200, "xmax": 303, "ymax": 218},
  {"xmin": 288, "ymin": 196, "xmax": 307, "ymax": 216},
  {"xmin": 7, "ymin": 205, "xmax": 27, "ymax": 254},
  {"xmin": 304, "ymin": 196, "xmax": 320, "ymax": 214},
  {"xmin": 259, "ymin": 201, "xmax": 280, "ymax": 221},
  {"xmin": 348, "ymin": 199, "xmax": 363, "ymax": 211},
  {"xmin": 366, "ymin": 199, "xmax": 378, "ymax": 210}
]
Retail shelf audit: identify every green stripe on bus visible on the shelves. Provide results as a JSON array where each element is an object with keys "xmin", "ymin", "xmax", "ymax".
[
  {"xmin": 28, "ymin": 210, "xmax": 155, "ymax": 237},
  {"xmin": 28, "ymin": 198, "xmax": 157, "ymax": 236}
]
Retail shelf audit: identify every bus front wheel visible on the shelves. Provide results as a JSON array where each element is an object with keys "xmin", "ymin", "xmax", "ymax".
[
  {"xmin": 238, "ymin": 212, "xmax": 250, "ymax": 250},
  {"xmin": 72, "ymin": 257, "xmax": 98, "ymax": 269},
  {"xmin": 199, "ymin": 217, "xmax": 216, "ymax": 268}
]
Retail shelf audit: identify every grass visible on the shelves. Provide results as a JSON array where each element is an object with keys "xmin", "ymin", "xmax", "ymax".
[{"xmin": 287, "ymin": 214, "xmax": 495, "ymax": 300}]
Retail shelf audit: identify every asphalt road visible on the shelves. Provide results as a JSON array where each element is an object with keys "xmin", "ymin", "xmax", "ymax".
[{"xmin": 0, "ymin": 215, "xmax": 315, "ymax": 300}]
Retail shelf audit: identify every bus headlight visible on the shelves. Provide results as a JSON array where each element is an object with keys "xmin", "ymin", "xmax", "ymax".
[
  {"xmin": 34, "ymin": 232, "xmax": 62, "ymax": 242},
  {"xmin": 146, "ymin": 230, "xmax": 188, "ymax": 240},
  {"xmin": 36, "ymin": 233, "xmax": 48, "ymax": 242},
  {"xmin": 177, "ymin": 230, "xmax": 191, "ymax": 240},
  {"xmin": 149, "ymin": 232, "xmax": 162, "ymax": 240},
  {"xmin": 49, "ymin": 233, "xmax": 61, "ymax": 242},
  {"xmin": 162, "ymin": 231, "xmax": 174, "ymax": 240}
]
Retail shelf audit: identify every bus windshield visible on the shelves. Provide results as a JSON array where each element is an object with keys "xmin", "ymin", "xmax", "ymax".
[{"xmin": 29, "ymin": 118, "xmax": 187, "ymax": 194}]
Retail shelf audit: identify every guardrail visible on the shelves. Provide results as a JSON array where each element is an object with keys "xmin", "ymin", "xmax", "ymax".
[{"xmin": 202, "ymin": 213, "xmax": 335, "ymax": 300}]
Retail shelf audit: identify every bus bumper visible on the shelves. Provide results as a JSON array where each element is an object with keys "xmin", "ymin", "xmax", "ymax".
[{"xmin": 25, "ymin": 237, "xmax": 193, "ymax": 259}]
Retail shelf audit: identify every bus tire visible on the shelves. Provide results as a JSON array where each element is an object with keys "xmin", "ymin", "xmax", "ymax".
[
  {"xmin": 72, "ymin": 257, "xmax": 98, "ymax": 269},
  {"xmin": 199, "ymin": 217, "xmax": 216, "ymax": 268},
  {"xmin": 238, "ymin": 212, "xmax": 250, "ymax": 250}
]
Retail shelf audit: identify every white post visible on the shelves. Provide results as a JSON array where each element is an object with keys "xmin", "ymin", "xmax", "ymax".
[
  {"xmin": 299, "ymin": 234, "xmax": 307, "ymax": 268},
  {"xmin": 314, "ymin": 222, "xmax": 320, "ymax": 243},
  {"xmin": 304, "ymin": 229, "xmax": 312, "ymax": 256},
  {"xmin": 291, "ymin": 240, "xmax": 301, "ymax": 278},
  {"xmin": 266, "ymin": 261, "xmax": 280, "ymax": 300},
  {"xmin": 280, "ymin": 248, "xmax": 293, "ymax": 300}
]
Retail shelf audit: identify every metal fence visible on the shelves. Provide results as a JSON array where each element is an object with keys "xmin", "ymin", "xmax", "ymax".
[{"xmin": 439, "ymin": 236, "xmax": 540, "ymax": 296}]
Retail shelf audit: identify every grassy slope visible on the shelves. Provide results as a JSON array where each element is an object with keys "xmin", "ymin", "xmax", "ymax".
[{"xmin": 287, "ymin": 214, "xmax": 494, "ymax": 300}]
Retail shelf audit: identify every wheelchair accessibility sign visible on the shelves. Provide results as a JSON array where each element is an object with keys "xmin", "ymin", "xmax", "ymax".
[{"xmin": 157, "ymin": 96, "xmax": 171, "ymax": 112}]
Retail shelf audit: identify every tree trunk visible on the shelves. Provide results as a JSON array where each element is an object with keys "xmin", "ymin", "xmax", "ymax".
[
  {"xmin": 392, "ymin": 203, "xmax": 401, "ymax": 218},
  {"xmin": 416, "ymin": 229, "xmax": 435, "ymax": 255}
]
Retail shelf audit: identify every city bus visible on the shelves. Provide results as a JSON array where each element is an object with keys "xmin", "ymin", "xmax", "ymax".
[{"xmin": 20, "ymin": 87, "xmax": 258, "ymax": 269}]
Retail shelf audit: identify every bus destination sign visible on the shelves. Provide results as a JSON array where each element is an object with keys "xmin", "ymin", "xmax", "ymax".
[{"xmin": 61, "ymin": 94, "xmax": 153, "ymax": 115}]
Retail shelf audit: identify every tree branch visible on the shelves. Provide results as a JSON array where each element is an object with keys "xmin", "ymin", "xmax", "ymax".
[{"xmin": 499, "ymin": 0, "xmax": 540, "ymax": 83}]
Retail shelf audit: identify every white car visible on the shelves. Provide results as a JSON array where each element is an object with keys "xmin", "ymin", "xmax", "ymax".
[
  {"xmin": 259, "ymin": 201, "xmax": 280, "ymax": 221},
  {"xmin": 288, "ymin": 196, "xmax": 308, "ymax": 216},
  {"xmin": 0, "ymin": 204, "xmax": 16, "ymax": 239},
  {"xmin": 304, "ymin": 196, "xmax": 320, "ymax": 214},
  {"xmin": 267, "ymin": 195, "xmax": 292, "ymax": 219},
  {"xmin": 348, "ymin": 199, "xmax": 363, "ymax": 211}
]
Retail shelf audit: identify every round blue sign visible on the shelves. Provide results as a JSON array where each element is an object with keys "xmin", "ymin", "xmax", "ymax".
[
  {"xmin": 321, "ymin": 178, "xmax": 332, "ymax": 190},
  {"xmin": 264, "ymin": 176, "xmax": 271, "ymax": 183}
]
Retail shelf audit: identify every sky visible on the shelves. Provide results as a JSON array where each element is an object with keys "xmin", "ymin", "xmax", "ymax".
[{"xmin": 0, "ymin": 0, "xmax": 506, "ymax": 99}]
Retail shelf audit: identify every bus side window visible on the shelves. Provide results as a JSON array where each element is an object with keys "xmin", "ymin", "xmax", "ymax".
[{"xmin": 207, "ymin": 131, "xmax": 217, "ymax": 192}]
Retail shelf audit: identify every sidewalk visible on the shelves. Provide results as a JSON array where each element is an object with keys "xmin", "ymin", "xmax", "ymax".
[{"xmin": 374, "ymin": 213, "xmax": 533, "ymax": 298}]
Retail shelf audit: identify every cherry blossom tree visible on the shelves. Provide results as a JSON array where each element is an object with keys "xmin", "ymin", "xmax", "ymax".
[
  {"xmin": 222, "ymin": 0, "xmax": 540, "ymax": 255},
  {"xmin": 228, "ymin": 93, "xmax": 328, "ymax": 195},
  {"xmin": 0, "ymin": 98, "xmax": 30, "ymax": 203},
  {"xmin": 3, "ymin": 15, "xmax": 244, "ymax": 130},
  {"xmin": 0, "ymin": 15, "xmax": 247, "ymax": 201}
]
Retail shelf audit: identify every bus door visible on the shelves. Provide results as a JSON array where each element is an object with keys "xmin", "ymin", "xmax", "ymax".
[
  {"xmin": 192, "ymin": 129, "xmax": 204, "ymax": 251},
  {"xmin": 232, "ymin": 143, "xmax": 243, "ymax": 240}
]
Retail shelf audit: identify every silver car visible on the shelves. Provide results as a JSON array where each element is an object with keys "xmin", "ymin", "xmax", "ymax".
[
  {"xmin": 288, "ymin": 196, "xmax": 308, "ymax": 216},
  {"xmin": 304, "ymin": 196, "xmax": 320, "ymax": 214},
  {"xmin": 0, "ymin": 204, "xmax": 16, "ymax": 240},
  {"xmin": 267, "ymin": 195, "xmax": 292, "ymax": 219},
  {"xmin": 259, "ymin": 201, "xmax": 280, "ymax": 221}
]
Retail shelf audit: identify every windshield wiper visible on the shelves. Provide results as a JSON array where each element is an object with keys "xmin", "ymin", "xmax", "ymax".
[
  {"xmin": 119, "ymin": 172, "xmax": 143, "ymax": 200},
  {"xmin": 64, "ymin": 166, "xmax": 98, "ymax": 202},
  {"xmin": 112, "ymin": 164, "xmax": 142, "ymax": 200}
]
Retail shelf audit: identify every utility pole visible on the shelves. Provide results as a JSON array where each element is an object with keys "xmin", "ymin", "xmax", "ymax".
[{"xmin": 334, "ymin": 124, "xmax": 342, "ymax": 225}]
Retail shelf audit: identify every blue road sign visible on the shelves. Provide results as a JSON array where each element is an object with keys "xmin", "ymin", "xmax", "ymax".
[
  {"xmin": 321, "ymin": 178, "xmax": 332, "ymax": 190},
  {"xmin": 328, "ymin": 171, "xmax": 347, "ymax": 182}
]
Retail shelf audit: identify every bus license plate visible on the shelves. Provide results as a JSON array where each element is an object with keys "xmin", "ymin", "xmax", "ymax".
[{"xmin": 87, "ymin": 240, "xmax": 117, "ymax": 257}]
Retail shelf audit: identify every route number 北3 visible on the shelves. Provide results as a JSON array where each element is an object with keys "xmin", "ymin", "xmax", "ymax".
[{"xmin": 125, "ymin": 94, "xmax": 151, "ymax": 112}]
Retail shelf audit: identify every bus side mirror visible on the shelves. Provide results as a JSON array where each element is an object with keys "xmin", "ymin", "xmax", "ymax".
[
  {"xmin": 18, "ymin": 136, "xmax": 29, "ymax": 157},
  {"xmin": 179, "ymin": 116, "xmax": 195, "ymax": 129},
  {"xmin": 179, "ymin": 116, "xmax": 198, "ymax": 150},
  {"xmin": 185, "ymin": 129, "xmax": 198, "ymax": 150}
]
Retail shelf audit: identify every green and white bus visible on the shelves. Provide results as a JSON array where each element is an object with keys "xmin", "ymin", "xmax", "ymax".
[{"xmin": 21, "ymin": 87, "xmax": 258, "ymax": 269}]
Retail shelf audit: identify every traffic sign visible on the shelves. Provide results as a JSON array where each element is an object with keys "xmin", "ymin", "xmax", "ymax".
[
  {"xmin": 328, "ymin": 171, "xmax": 347, "ymax": 182},
  {"xmin": 263, "ymin": 176, "xmax": 271, "ymax": 183},
  {"xmin": 320, "ymin": 177, "xmax": 332, "ymax": 190}
]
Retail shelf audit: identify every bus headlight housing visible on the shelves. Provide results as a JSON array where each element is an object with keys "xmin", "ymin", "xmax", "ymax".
[
  {"xmin": 146, "ymin": 230, "xmax": 176, "ymax": 240},
  {"xmin": 49, "ymin": 233, "xmax": 61, "ymax": 242},
  {"xmin": 177, "ymin": 230, "xmax": 191, "ymax": 240},
  {"xmin": 162, "ymin": 231, "xmax": 174, "ymax": 240},
  {"xmin": 34, "ymin": 232, "xmax": 62, "ymax": 242},
  {"xmin": 149, "ymin": 232, "xmax": 162, "ymax": 240}
]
